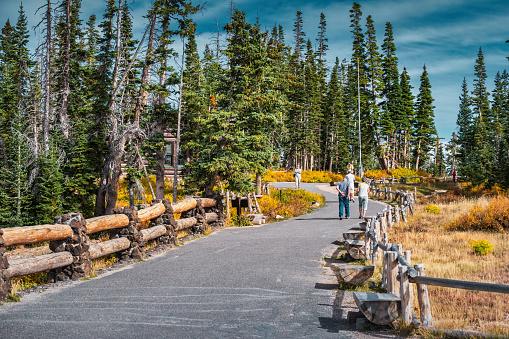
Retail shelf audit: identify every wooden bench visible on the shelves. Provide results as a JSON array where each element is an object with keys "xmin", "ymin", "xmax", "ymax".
[
  {"xmin": 345, "ymin": 239, "xmax": 365, "ymax": 260},
  {"xmin": 353, "ymin": 292, "xmax": 400, "ymax": 325},
  {"xmin": 343, "ymin": 230, "xmax": 364, "ymax": 241},
  {"xmin": 335, "ymin": 265, "xmax": 374, "ymax": 285}
]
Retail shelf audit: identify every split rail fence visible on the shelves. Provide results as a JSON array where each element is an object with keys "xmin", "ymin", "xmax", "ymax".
[
  {"xmin": 0, "ymin": 196, "xmax": 224, "ymax": 301},
  {"xmin": 345, "ymin": 183, "xmax": 509, "ymax": 329}
]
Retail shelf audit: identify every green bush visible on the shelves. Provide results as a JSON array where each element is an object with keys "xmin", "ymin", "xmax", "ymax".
[
  {"xmin": 424, "ymin": 205, "xmax": 440, "ymax": 214},
  {"xmin": 468, "ymin": 239, "xmax": 494, "ymax": 256}
]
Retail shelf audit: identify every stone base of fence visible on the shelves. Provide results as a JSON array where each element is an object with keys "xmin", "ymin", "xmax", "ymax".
[
  {"xmin": 0, "ymin": 231, "xmax": 11, "ymax": 301},
  {"xmin": 112, "ymin": 206, "xmax": 144, "ymax": 261},
  {"xmin": 47, "ymin": 213, "xmax": 91, "ymax": 282}
]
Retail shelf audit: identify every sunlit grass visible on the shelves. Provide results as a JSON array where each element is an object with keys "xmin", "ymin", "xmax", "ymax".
[{"xmin": 388, "ymin": 195, "xmax": 509, "ymax": 335}]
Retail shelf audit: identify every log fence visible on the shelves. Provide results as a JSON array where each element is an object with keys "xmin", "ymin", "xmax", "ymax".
[
  {"xmin": 345, "ymin": 182, "xmax": 509, "ymax": 329},
  {"xmin": 0, "ymin": 196, "xmax": 224, "ymax": 302}
]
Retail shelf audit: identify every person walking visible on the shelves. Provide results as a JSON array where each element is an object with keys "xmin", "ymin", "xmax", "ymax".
[
  {"xmin": 293, "ymin": 166, "xmax": 302, "ymax": 189},
  {"xmin": 347, "ymin": 162, "xmax": 354, "ymax": 174},
  {"xmin": 357, "ymin": 177, "xmax": 370, "ymax": 219},
  {"xmin": 345, "ymin": 169, "xmax": 356, "ymax": 202},
  {"xmin": 336, "ymin": 177, "xmax": 350, "ymax": 220}
]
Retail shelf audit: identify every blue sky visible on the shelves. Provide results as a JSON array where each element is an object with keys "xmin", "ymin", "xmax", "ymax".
[{"xmin": 1, "ymin": 0, "xmax": 509, "ymax": 142}]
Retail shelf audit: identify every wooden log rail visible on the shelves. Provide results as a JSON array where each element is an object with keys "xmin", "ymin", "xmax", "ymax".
[
  {"xmin": 0, "ymin": 196, "xmax": 223, "ymax": 302},
  {"xmin": 359, "ymin": 193, "xmax": 509, "ymax": 329}
]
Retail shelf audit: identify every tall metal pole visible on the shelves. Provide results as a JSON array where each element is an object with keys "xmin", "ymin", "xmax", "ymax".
[{"xmin": 357, "ymin": 59, "xmax": 363, "ymax": 177}]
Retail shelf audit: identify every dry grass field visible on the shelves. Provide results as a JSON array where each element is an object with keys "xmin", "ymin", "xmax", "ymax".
[{"xmin": 387, "ymin": 192, "xmax": 509, "ymax": 336}]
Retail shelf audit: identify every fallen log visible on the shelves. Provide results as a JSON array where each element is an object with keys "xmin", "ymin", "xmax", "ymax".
[
  {"xmin": 171, "ymin": 197, "xmax": 197, "ymax": 213},
  {"xmin": 86, "ymin": 214, "xmax": 130, "ymax": 234},
  {"xmin": 89, "ymin": 238, "xmax": 131, "ymax": 260},
  {"xmin": 2, "ymin": 224, "xmax": 73, "ymax": 247},
  {"xmin": 138, "ymin": 203, "xmax": 166, "ymax": 223},
  {"xmin": 140, "ymin": 225, "xmax": 167, "ymax": 242},
  {"xmin": 7, "ymin": 252, "xmax": 74, "ymax": 278}
]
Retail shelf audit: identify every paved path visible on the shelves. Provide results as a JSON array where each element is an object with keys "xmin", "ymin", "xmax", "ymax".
[{"xmin": 0, "ymin": 183, "xmax": 386, "ymax": 339}]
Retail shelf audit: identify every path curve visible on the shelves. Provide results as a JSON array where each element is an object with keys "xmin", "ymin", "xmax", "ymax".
[{"xmin": 0, "ymin": 183, "xmax": 387, "ymax": 339}]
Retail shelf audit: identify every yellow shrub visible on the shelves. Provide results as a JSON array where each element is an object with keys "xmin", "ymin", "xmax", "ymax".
[
  {"xmin": 424, "ymin": 205, "xmax": 440, "ymax": 214},
  {"xmin": 445, "ymin": 196, "xmax": 509, "ymax": 232},
  {"xmin": 258, "ymin": 188, "xmax": 324, "ymax": 221},
  {"xmin": 364, "ymin": 169, "xmax": 389, "ymax": 179},
  {"xmin": 263, "ymin": 169, "xmax": 343, "ymax": 183},
  {"xmin": 263, "ymin": 170, "xmax": 294, "ymax": 182},
  {"xmin": 468, "ymin": 239, "xmax": 494, "ymax": 256},
  {"xmin": 390, "ymin": 168, "xmax": 418, "ymax": 179}
]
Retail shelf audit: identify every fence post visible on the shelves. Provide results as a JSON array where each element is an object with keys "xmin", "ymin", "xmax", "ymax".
[
  {"xmin": 364, "ymin": 221, "xmax": 371, "ymax": 262},
  {"xmin": 401, "ymin": 205, "xmax": 408, "ymax": 222},
  {"xmin": 225, "ymin": 190, "xmax": 230, "ymax": 224},
  {"xmin": 399, "ymin": 265, "xmax": 413, "ymax": 325},
  {"xmin": 380, "ymin": 213, "xmax": 388, "ymax": 244},
  {"xmin": 0, "ymin": 229, "xmax": 11, "ymax": 302},
  {"xmin": 394, "ymin": 206, "xmax": 401, "ymax": 224},
  {"xmin": 414, "ymin": 264, "xmax": 433, "ymax": 327},
  {"xmin": 387, "ymin": 208, "xmax": 393, "ymax": 229},
  {"xmin": 386, "ymin": 251, "xmax": 399, "ymax": 296},
  {"xmin": 48, "ymin": 213, "xmax": 91, "ymax": 282}
]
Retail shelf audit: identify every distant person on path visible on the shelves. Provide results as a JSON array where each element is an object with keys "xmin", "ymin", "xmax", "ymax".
[
  {"xmin": 345, "ymin": 169, "xmax": 356, "ymax": 203},
  {"xmin": 336, "ymin": 177, "xmax": 350, "ymax": 220},
  {"xmin": 293, "ymin": 166, "xmax": 302, "ymax": 189},
  {"xmin": 347, "ymin": 162, "xmax": 354, "ymax": 174},
  {"xmin": 452, "ymin": 170, "xmax": 457, "ymax": 183},
  {"xmin": 357, "ymin": 177, "xmax": 370, "ymax": 219}
]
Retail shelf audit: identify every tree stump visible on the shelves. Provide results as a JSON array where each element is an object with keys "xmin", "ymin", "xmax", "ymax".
[{"xmin": 353, "ymin": 292, "xmax": 401, "ymax": 325}]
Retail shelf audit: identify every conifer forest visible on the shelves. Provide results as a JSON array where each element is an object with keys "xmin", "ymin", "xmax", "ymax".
[{"xmin": 0, "ymin": 0, "xmax": 508, "ymax": 227}]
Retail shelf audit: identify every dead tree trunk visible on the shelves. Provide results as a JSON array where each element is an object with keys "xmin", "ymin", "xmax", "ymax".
[
  {"xmin": 43, "ymin": 0, "xmax": 52, "ymax": 153},
  {"xmin": 58, "ymin": 0, "xmax": 72, "ymax": 139}
]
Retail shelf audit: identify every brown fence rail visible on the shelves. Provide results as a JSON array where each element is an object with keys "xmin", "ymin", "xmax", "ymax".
[{"xmin": 0, "ymin": 196, "xmax": 224, "ymax": 302}]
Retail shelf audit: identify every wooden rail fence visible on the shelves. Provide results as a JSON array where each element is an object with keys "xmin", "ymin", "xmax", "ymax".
[
  {"xmin": 0, "ymin": 196, "xmax": 224, "ymax": 302},
  {"xmin": 342, "ymin": 182, "xmax": 509, "ymax": 330}
]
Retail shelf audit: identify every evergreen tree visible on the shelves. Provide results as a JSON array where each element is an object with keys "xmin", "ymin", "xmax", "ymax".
[
  {"xmin": 364, "ymin": 14, "xmax": 384, "ymax": 169},
  {"xmin": 456, "ymin": 78, "xmax": 473, "ymax": 180},
  {"xmin": 398, "ymin": 68, "xmax": 414, "ymax": 168},
  {"xmin": 380, "ymin": 22, "xmax": 401, "ymax": 169},
  {"xmin": 187, "ymin": 10, "xmax": 284, "ymax": 192},
  {"xmin": 412, "ymin": 65, "xmax": 436, "ymax": 170}
]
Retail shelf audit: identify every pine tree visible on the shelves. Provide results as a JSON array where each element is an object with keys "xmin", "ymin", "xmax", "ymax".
[
  {"xmin": 364, "ymin": 14, "xmax": 385, "ymax": 169},
  {"xmin": 303, "ymin": 39, "xmax": 322, "ymax": 169},
  {"xmin": 456, "ymin": 78, "xmax": 473, "ymax": 180},
  {"xmin": 187, "ymin": 9, "xmax": 284, "ymax": 193},
  {"xmin": 0, "ymin": 6, "xmax": 37, "ymax": 227},
  {"xmin": 470, "ymin": 47, "xmax": 495, "ymax": 186},
  {"xmin": 412, "ymin": 65, "xmax": 436, "ymax": 170},
  {"xmin": 398, "ymin": 68, "xmax": 414, "ymax": 168}
]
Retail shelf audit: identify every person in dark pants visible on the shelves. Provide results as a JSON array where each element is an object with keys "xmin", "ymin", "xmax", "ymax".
[{"xmin": 336, "ymin": 178, "xmax": 350, "ymax": 220}]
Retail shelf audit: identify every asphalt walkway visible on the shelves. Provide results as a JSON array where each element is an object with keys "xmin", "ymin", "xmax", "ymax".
[{"xmin": 0, "ymin": 183, "xmax": 386, "ymax": 339}]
